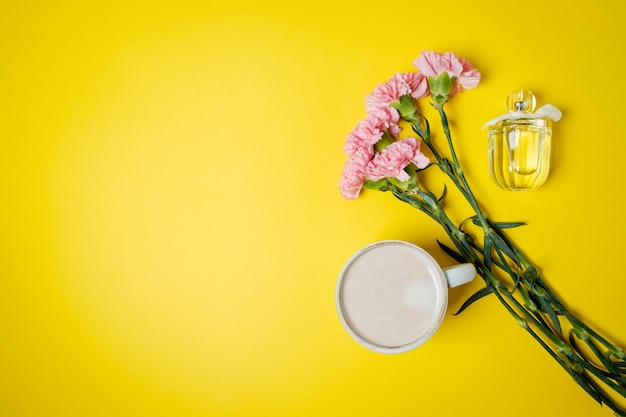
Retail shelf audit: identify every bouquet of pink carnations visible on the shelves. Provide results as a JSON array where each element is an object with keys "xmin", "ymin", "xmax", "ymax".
[{"xmin": 339, "ymin": 50, "xmax": 626, "ymax": 416}]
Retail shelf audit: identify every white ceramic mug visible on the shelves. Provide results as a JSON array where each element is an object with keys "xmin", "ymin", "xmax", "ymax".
[{"xmin": 336, "ymin": 240, "xmax": 475, "ymax": 353}]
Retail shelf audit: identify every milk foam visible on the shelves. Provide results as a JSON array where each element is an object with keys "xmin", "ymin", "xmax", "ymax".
[{"xmin": 340, "ymin": 243, "xmax": 445, "ymax": 348}]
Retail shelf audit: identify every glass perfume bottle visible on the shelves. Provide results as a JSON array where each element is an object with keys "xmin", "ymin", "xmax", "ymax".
[{"xmin": 484, "ymin": 90, "xmax": 562, "ymax": 191}]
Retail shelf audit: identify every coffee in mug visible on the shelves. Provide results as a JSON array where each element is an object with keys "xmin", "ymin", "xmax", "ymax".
[{"xmin": 336, "ymin": 240, "xmax": 475, "ymax": 353}]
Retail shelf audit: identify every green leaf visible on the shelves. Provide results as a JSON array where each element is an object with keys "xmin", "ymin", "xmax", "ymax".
[
  {"xmin": 489, "ymin": 232, "xmax": 518, "ymax": 264},
  {"xmin": 392, "ymin": 189, "xmax": 412, "ymax": 203},
  {"xmin": 471, "ymin": 218, "xmax": 526, "ymax": 229},
  {"xmin": 537, "ymin": 281, "xmax": 566, "ymax": 312},
  {"xmin": 417, "ymin": 189, "xmax": 441, "ymax": 212},
  {"xmin": 458, "ymin": 216, "xmax": 475, "ymax": 233},
  {"xmin": 491, "ymin": 221, "xmax": 526, "ymax": 229},
  {"xmin": 436, "ymin": 240, "xmax": 465, "ymax": 263},
  {"xmin": 471, "ymin": 217, "xmax": 480, "ymax": 227},
  {"xmin": 493, "ymin": 247, "xmax": 516, "ymax": 278},
  {"xmin": 523, "ymin": 265, "xmax": 539, "ymax": 286},
  {"xmin": 484, "ymin": 237, "xmax": 493, "ymax": 270},
  {"xmin": 392, "ymin": 190, "xmax": 424, "ymax": 211},
  {"xmin": 569, "ymin": 369, "xmax": 603, "ymax": 405},
  {"xmin": 438, "ymin": 183, "xmax": 447, "ymax": 202},
  {"xmin": 453, "ymin": 286, "xmax": 493, "ymax": 315},
  {"xmin": 471, "ymin": 217, "xmax": 526, "ymax": 229},
  {"xmin": 531, "ymin": 287, "xmax": 562, "ymax": 333}
]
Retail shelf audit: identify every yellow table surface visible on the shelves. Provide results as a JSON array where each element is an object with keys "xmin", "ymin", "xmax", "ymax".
[{"xmin": 2, "ymin": 1, "xmax": 625, "ymax": 416}]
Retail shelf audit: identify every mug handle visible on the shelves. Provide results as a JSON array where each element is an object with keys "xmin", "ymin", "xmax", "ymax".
[{"xmin": 443, "ymin": 263, "xmax": 476, "ymax": 288}]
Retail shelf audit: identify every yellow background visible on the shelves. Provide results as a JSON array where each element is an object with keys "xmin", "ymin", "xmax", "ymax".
[{"xmin": 2, "ymin": 1, "xmax": 625, "ymax": 416}]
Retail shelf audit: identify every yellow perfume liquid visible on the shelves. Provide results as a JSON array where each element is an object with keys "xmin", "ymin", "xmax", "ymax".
[
  {"xmin": 485, "ymin": 90, "xmax": 559, "ymax": 191},
  {"xmin": 488, "ymin": 121, "xmax": 552, "ymax": 191}
]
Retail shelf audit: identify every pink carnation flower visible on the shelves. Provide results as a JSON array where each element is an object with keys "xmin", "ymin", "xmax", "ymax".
[
  {"xmin": 339, "ymin": 147, "xmax": 373, "ymax": 199},
  {"xmin": 343, "ymin": 107, "xmax": 401, "ymax": 155},
  {"xmin": 413, "ymin": 51, "xmax": 480, "ymax": 95},
  {"xmin": 365, "ymin": 72, "xmax": 428, "ymax": 111},
  {"xmin": 366, "ymin": 137, "xmax": 429, "ymax": 182},
  {"xmin": 372, "ymin": 107, "xmax": 401, "ymax": 136},
  {"xmin": 365, "ymin": 73, "xmax": 411, "ymax": 112},
  {"xmin": 401, "ymin": 72, "xmax": 429, "ymax": 99},
  {"xmin": 366, "ymin": 72, "xmax": 429, "ymax": 112}
]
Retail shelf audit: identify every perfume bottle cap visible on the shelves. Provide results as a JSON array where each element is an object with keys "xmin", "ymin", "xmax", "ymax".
[
  {"xmin": 506, "ymin": 90, "xmax": 536, "ymax": 113},
  {"xmin": 482, "ymin": 90, "xmax": 562, "ymax": 130}
]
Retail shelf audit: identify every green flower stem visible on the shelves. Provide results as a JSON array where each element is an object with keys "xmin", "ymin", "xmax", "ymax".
[
  {"xmin": 391, "ymin": 104, "xmax": 626, "ymax": 416},
  {"xmin": 395, "ymin": 185, "xmax": 626, "ymax": 415},
  {"xmin": 435, "ymin": 105, "xmax": 490, "ymax": 231},
  {"xmin": 566, "ymin": 313, "xmax": 626, "ymax": 360},
  {"xmin": 400, "ymin": 187, "xmax": 573, "ymax": 350},
  {"xmin": 416, "ymin": 108, "xmax": 491, "ymax": 234}
]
